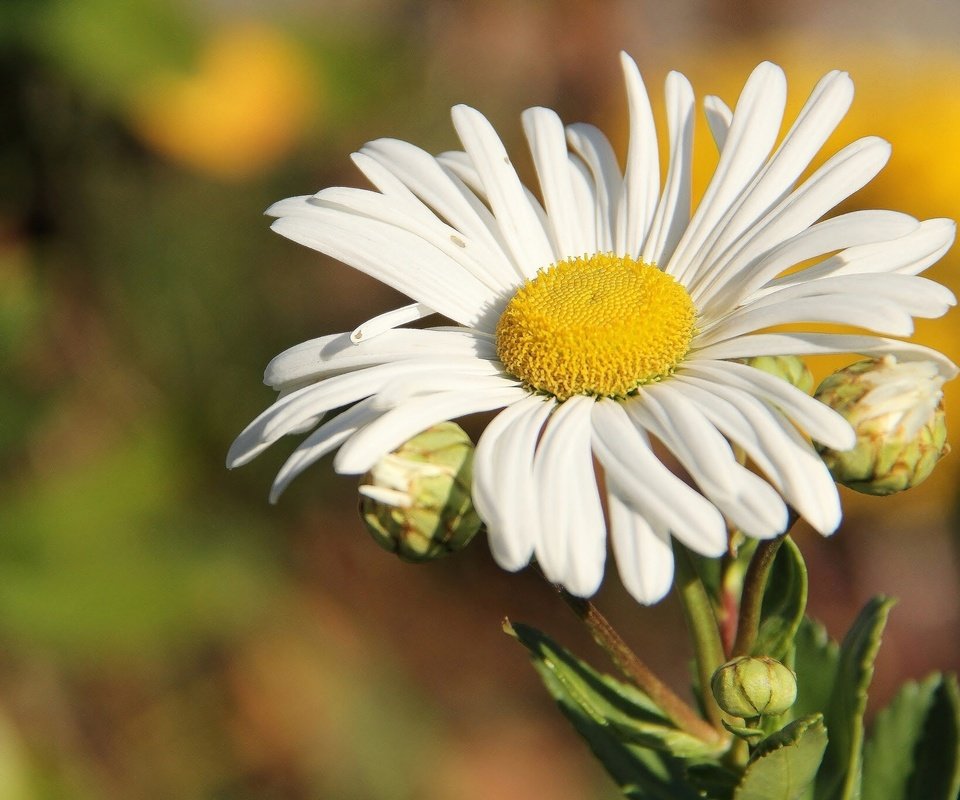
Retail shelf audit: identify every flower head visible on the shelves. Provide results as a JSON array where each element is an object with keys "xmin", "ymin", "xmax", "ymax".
[
  {"xmin": 228, "ymin": 53, "xmax": 956, "ymax": 604},
  {"xmin": 814, "ymin": 356, "xmax": 949, "ymax": 494}
]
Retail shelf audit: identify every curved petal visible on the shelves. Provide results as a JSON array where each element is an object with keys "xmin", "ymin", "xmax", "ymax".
[
  {"xmin": 616, "ymin": 52, "xmax": 660, "ymax": 257},
  {"xmin": 680, "ymin": 359, "xmax": 855, "ymax": 450},
  {"xmin": 451, "ymin": 105, "xmax": 556, "ymax": 275},
  {"xmin": 265, "ymin": 328, "xmax": 497, "ymax": 391},
  {"xmin": 631, "ymin": 385, "xmax": 789, "ymax": 538},
  {"xmin": 667, "ymin": 375, "xmax": 841, "ymax": 534},
  {"xmin": 566, "ymin": 122, "xmax": 622, "ymax": 251},
  {"xmin": 693, "ymin": 332, "xmax": 959, "ymax": 379},
  {"xmin": 473, "ymin": 395, "xmax": 555, "ymax": 571},
  {"xmin": 607, "ymin": 485, "xmax": 675, "ymax": 605},
  {"xmin": 642, "ymin": 70, "xmax": 695, "ymax": 266},
  {"xmin": 533, "ymin": 395, "xmax": 607, "ymax": 596},
  {"xmin": 668, "ymin": 62, "xmax": 787, "ymax": 284},
  {"xmin": 523, "ymin": 106, "xmax": 591, "ymax": 258},
  {"xmin": 270, "ymin": 208, "xmax": 502, "ymax": 330},
  {"xmin": 333, "ymin": 385, "xmax": 528, "ymax": 474},
  {"xmin": 590, "ymin": 399, "xmax": 728, "ymax": 557}
]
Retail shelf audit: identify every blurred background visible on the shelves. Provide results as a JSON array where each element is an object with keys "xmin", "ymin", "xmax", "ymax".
[{"xmin": 1, "ymin": 0, "xmax": 959, "ymax": 797}]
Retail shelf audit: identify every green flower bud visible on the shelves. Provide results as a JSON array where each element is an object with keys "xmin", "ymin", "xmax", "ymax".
[
  {"xmin": 359, "ymin": 422, "xmax": 481, "ymax": 562},
  {"xmin": 739, "ymin": 355, "xmax": 814, "ymax": 394},
  {"xmin": 711, "ymin": 656, "xmax": 798, "ymax": 719},
  {"xmin": 814, "ymin": 356, "xmax": 949, "ymax": 495}
]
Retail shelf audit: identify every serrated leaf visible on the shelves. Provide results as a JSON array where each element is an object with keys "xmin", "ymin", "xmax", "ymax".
[
  {"xmin": 815, "ymin": 596, "xmax": 896, "ymax": 800},
  {"xmin": 791, "ymin": 617, "xmax": 839, "ymax": 721},
  {"xmin": 506, "ymin": 621, "xmax": 712, "ymax": 799},
  {"xmin": 754, "ymin": 537, "xmax": 808, "ymax": 661},
  {"xmin": 734, "ymin": 714, "xmax": 828, "ymax": 800},
  {"xmin": 863, "ymin": 673, "xmax": 960, "ymax": 800}
]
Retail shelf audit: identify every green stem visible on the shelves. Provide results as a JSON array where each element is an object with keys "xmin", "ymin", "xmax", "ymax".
[
  {"xmin": 558, "ymin": 588, "xmax": 724, "ymax": 745},
  {"xmin": 673, "ymin": 543, "xmax": 727, "ymax": 730},
  {"xmin": 730, "ymin": 534, "xmax": 787, "ymax": 658}
]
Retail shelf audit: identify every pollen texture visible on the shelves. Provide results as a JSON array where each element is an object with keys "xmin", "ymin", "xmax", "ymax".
[{"xmin": 495, "ymin": 254, "xmax": 696, "ymax": 400}]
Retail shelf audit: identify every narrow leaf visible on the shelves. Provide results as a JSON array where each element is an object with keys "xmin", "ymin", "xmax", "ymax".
[
  {"xmin": 815, "ymin": 596, "xmax": 896, "ymax": 800},
  {"xmin": 506, "ymin": 620, "xmax": 710, "ymax": 799},
  {"xmin": 734, "ymin": 714, "xmax": 828, "ymax": 800},
  {"xmin": 754, "ymin": 536, "xmax": 808, "ymax": 660}
]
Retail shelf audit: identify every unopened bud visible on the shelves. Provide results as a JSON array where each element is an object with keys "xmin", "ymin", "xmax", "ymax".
[
  {"xmin": 814, "ymin": 356, "xmax": 949, "ymax": 495},
  {"xmin": 711, "ymin": 656, "xmax": 797, "ymax": 719},
  {"xmin": 359, "ymin": 422, "xmax": 481, "ymax": 562},
  {"xmin": 740, "ymin": 355, "xmax": 814, "ymax": 394}
]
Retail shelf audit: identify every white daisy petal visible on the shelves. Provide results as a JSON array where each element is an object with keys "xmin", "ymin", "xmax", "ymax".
[
  {"xmin": 522, "ymin": 107, "xmax": 590, "ymax": 258},
  {"xmin": 351, "ymin": 303, "xmax": 436, "ymax": 344},
  {"xmin": 591, "ymin": 400, "xmax": 728, "ymax": 557},
  {"xmin": 451, "ymin": 105, "xmax": 556, "ymax": 273},
  {"xmin": 630, "ymin": 385, "xmax": 789, "ymax": 538},
  {"xmin": 565, "ymin": 122, "xmax": 622, "ymax": 251},
  {"xmin": 642, "ymin": 70, "xmax": 695, "ymax": 266},
  {"xmin": 667, "ymin": 376, "xmax": 841, "ymax": 534},
  {"xmin": 703, "ymin": 95, "xmax": 733, "ymax": 151},
  {"xmin": 680, "ymin": 360, "xmax": 856, "ymax": 450},
  {"xmin": 616, "ymin": 52, "xmax": 660, "ymax": 256},
  {"xmin": 766, "ymin": 217, "xmax": 957, "ymax": 289},
  {"xmin": 270, "ymin": 210, "xmax": 501, "ymax": 330},
  {"xmin": 474, "ymin": 396, "xmax": 555, "ymax": 571},
  {"xmin": 696, "ymin": 293, "xmax": 916, "ymax": 345},
  {"xmin": 701, "ymin": 210, "xmax": 921, "ymax": 316},
  {"xmin": 568, "ymin": 154, "xmax": 599, "ymax": 254},
  {"xmin": 357, "ymin": 139, "xmax": 521, "ymax": 281},
  {"xmin": 265, "ymin": 328, "xmax": 497, "ymax": 391},
  {"xmin": 693, "ymin": 332, "xmax": 959, "ymax": 379},
  {"xmin": 690, "ymin": 136, "xmax": 892, "ymax": 303},
  {"xmin": 269, "ymin": 397, "xmax": 384, "ymax": 503},
  {"xmin": 668, "ymin": 61, "xmax": 787, "ymax": 283},
  {"xmin": 607, "ymin": 485, "xmax": 675, "ymax": 605},
  {"xmin": 333, "ymin": 385, "xmax": 528, "ymax": 475},
  {"xmin": 686, "ymin": 70, "xmax": 854, "ymax": 294},
  {"xmin": 533, "ymin": 395, "xmax": 606, "ymax": 596},
  {"xmin": 230, "ymin": 358, "xmax": 504, "ymax": 468}
]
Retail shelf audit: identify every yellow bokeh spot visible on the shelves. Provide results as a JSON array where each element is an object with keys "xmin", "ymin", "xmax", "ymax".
[
  {"xmin": 129, "ymin": 23, "xmax": 317, "ymax": 180},
  {"xmin": 496, "ymin": 254, "xmax": 696, "ymax": 400}
]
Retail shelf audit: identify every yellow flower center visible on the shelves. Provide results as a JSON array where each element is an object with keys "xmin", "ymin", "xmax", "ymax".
[{"xmin": 495, "ymin": 253, "xmax": 696, "ymax": 400}]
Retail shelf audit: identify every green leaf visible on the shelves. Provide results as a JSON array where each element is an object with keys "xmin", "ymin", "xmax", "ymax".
[
  {"xmin": 863, "ymin": 673, "xmax": 960, "ymax": 800},
  {"xmin": 734, "ymin": 714, "xmax": 828, "ymax": 800},
  {"xmin": 815, "ymin": 596, "xmax": 896, "ymax": 800},
  {"xmin": 754, "ymin": 536, "xmax": 808, "ymax": 661},
  {"xmin": 791, "ymin": 617, "xmax": 839, "ymax": 721},
  {"xmin": 506, "ymin": 621, "xmax": 713, "ymax": 799}
]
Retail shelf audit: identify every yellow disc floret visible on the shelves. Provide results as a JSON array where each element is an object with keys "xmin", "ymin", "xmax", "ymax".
[{"xmin": 496, "ymin": 253, "xmax": 696, "ymax": 400}]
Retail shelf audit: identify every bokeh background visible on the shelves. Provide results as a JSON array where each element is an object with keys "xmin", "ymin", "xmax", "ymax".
[{"xmin": 2, "ymin": 0, "xmax": 959, "ymax": 797}]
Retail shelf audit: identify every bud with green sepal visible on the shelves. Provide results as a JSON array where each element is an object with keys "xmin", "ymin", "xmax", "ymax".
[
  {"xmin": 711, "ymin": 656, "xmax": 798, "ymax": 721},
  {"xmin": 814, "ymin": 356, "xmax": 949, "ymax": 495},
  {"xmin": 739, "ymin": 355, "xmax": 814, "ymax": 394},
  {"xmin": 359, "ymin": 422, "xmax": 482, "ymax": 562}
]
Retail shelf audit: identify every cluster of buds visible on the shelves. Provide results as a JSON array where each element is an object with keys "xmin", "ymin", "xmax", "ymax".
[
  {"xmin": 814, "ymin": 356, "xmax": 949, "ymax": 495},
  {"xmin": 359, "ymin": 422, "xmax": 481, "ymax": 562}
]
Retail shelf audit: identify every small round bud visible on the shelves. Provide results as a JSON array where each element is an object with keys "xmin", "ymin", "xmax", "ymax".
[
  {"xmin": 711, "ymin": 656, "xmax": 798, "ymax": 719},
  {"xmin": 814, "ymin": 356, "xmax": 949, "ymax": 495},
  {"xmin": 359, "ymin": 422, "xmax": 481, "ymax": 562},
  {"xmin": 740, "ymin": 355, "xmax": 814, "ymax": 394}
]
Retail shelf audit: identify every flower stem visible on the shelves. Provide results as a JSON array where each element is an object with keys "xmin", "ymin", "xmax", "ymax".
[
  {"xmin": 730, "ymin": 533, "xmax": 787, "ymax": 658},
  {"xmin": 557, "ymin": 588, "xmax": 723, "ymax": 745},
  {"xmin": 673, "ymin": 544, "xmax": 728, "ymax": 730}
]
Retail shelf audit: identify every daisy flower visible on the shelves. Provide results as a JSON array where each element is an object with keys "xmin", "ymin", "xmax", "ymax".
[{"xmin": 228, "ymin": 53, "xmax": 957, "ymax": 604}]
